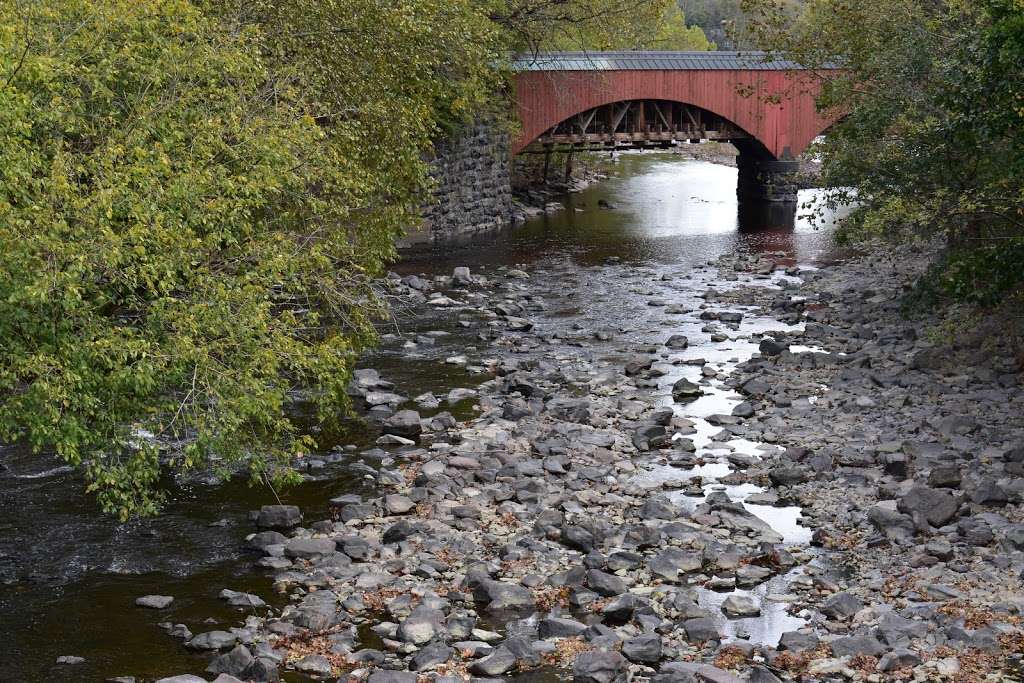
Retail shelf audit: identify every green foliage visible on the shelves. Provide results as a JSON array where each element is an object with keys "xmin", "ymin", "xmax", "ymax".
[
  {"xmin": 650, "ymin": 3, "xmax": 715, "ymax": 51},
  {"xmin": 678, "ymin": 0, "xmax": 746, "ymax": 48},
  {"xmin": 742, "ymin": 0, "xmax": 1024, "ymax": 308},
  {"xmin": 903, "ymin": 241, "xmax": 1024, "ymax": 315},
  {"xmin": 496, "ymin": 0, "xmax": 711, "ymax": 52},
  {"xmin": 0, "ymin": 0, "xmax": 681, "ymax": 517},
  {"xmin": 0, "ymin": 0, "xmax": 381, "ymax": 518},
  {"xmin": 678, "ymin": 0, "xmax": 801, "ymax": 49}
]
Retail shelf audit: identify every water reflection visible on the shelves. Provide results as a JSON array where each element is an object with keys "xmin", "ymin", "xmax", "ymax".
[
  {"xmin": 697, "ymin": 569, "xmax": 808, "ymax": 646},
  {"xmin": 737, "ymin": 201, "xmax": 798, "ymax": 234},
  {"xmin": 400, "ymin": 152, "xmax": 849, "ymax": 272}
]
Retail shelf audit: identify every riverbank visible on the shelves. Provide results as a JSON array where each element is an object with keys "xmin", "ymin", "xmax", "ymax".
[
  {"xmin": 151, "ymin": 236, "xmax": 1022, "ymax": 682},
  {"xmin": 711, "ymin": 242, "xmax": 1024, "ymax": 680}
]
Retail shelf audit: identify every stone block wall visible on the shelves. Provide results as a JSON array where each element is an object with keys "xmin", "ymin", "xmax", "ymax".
[{"xmin": 419, "ymin": 120, "xmax": 513, "ymax": 243}]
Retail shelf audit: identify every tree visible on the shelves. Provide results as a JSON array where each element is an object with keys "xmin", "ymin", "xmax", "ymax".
[
  {"xmin": 741, "ymin": 0, "xmax": 1024, "ymax": 310},
  {"xmin": 0, "ymin": 0, "xmax": 682, "ymax": 517},
  {"xmin": 644, "ymin": 3, "xmax": 715, "ymax": 50},
  {"xmin": 678, "ymin": 0, "xmax": 746, "ymax": 48},
  {"xmin": 491, "ymin": 0, "xmax": 711, "ymax": 52},
  {"xmin": 0, "ymin": 0, "xmax": 393, "ymax": 518}
]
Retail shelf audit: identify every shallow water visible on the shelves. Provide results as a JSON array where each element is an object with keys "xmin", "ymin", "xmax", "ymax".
[{"xmin": 0, "ymin": 152, "xmax": 846, "ymax": 681}]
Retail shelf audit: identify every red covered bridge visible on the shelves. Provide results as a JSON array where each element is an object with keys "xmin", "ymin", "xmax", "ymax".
[{"xmin": 512, "ymin": 51, "xmax": 839, "ymax": 201}]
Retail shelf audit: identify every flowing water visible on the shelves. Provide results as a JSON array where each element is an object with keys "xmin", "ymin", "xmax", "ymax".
[{"xmin": 0, "ymin": 153, "xmax": 847, "ymax": 682}]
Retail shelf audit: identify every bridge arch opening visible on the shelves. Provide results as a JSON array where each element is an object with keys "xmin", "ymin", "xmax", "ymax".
[
  {"xmin": 526, "ymin": 98, "xmax": 756, "ymax": 151},
  {"xmin": 515, "ymin": 97, "xmax": 802, "ymax": 203}
]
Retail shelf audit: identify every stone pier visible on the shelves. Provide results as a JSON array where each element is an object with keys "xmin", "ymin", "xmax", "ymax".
[
  {"xmin": 735, "ymin": 155, "xmax": 801, "ymax": 203},
  {"xmin": 411, "ymin": 120, "xmax": 513, "ymax": 244}
]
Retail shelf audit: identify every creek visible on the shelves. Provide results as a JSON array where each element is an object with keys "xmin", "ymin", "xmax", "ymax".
[{"xmin": 0, "ymin": 152, "xmax": 848, "ymax": 682}]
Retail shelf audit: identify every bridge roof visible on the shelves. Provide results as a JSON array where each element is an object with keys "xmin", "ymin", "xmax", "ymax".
[{"xmin": 512, "ymin": 51, "xmax": 806, "ymax": 72}]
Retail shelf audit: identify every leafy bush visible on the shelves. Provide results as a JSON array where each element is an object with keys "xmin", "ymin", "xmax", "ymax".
[
  {"xmin": 0, "ymin": 0, "xmax": 382, "ymax": 518},
  {"xmin": 0, "ymin": 0, "xmax": 686, "ymax": 517},
  {"xmin": 742, "ymin": 0, "xmax": 1024, "ymax": 309}
]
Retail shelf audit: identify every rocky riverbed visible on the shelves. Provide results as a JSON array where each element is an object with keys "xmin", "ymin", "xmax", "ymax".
[{"xmin": 143, "ymin": 238, "xmax": 1023, "ymax": 683}]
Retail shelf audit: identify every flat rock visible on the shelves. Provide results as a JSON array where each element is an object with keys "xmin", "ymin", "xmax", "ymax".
[
  {"xmin": 539, "ymin": 617, "xmax": 588, "ymax": 639},
  {"xmin": 469, "ymin": 646, "xmax": 517, "ymax": 676},
  {"xmin": 385, "ymin": 495, "xmax": 415, "ymax": 515},
  {"xmin": 622, "ymin": 633, "xmax": 662, "ymax": 663},
  {"xmin": 672, "ymin": 378, "xmax": 703, "ymax": 400},
  {"xmin": 383, "ymin": 410, "xmax": 422, "ymax": 439},
  {"xmin": 206, "ymin": 644, "xmax": 253, "ymax": 677},
  {"xmin": 587, "ymin": 569, "xmax": 626, "ymax": 596},
  {"xmin": 367, "ymin": 672, "xmax": 418, "ymax": 683},
  {"xmin": 410, "ymin": 643, "xmax": 454, "ymax": 671},
  {"xmin": 185, "ymin": 631, "xmax": 238, "ymax": 651},
  {"xmin": 284, "ymin": 537, "xmax": 337, "ymax": 559},
  {"xmin": 219, "ymin": 589, "xmax": 266, "ymax": 609},
  {"xmin": 683, "ymin": 617, "xmax": 720, "ymax": 642},
  {"xmin": 666, "ymin": 335, "xmax": 689, "ymax": 349},
  {"xmin": 397, "ymin": 606, "xmax": 445, "ymax": 645},
  {"xmin": 135, "ymin": 595, "xmax": 174, "ymax": 609},
  {"xmin": 820, "ymin": 592, "xmax": 863, "ymax": 620}
]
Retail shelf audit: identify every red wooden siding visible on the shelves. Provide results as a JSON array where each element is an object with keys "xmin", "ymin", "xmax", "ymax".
[{"xmin": 513, "ymin": 69, "xmax": 838, "ymax": 160}]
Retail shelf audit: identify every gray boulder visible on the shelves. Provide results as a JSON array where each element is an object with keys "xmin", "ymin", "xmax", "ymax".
[
  {"xmin": 469, "ymin": 646, "xmax": 517, "ymax": 676},
  {"xmin": 539, "ymin": 617, "xmax": 588, "ymax": 639},
  {"xmin": 622, "ymin": 633, "xmax": 662, "ymax": 663},
  {"xmin": 294, "ymin": 654, "xmax": 332, "ymax": 677},
  {"xmin": 897, "ymin": 486, "xmax": 958, "ymax": 527},
  {"xmin": 474, "ymin": 579, "xmax": 535, "ymax": 610},
  {"xmin": 219, "ymin": 589, "xmax": 266, "ymax": 609},
  {"xmin": 829, "ymin": 634, "xmax": 885, "ymax": 658},
  {"xmin": 820, "ymin": 592, "xmax": 863, "ymax": 620},
  {"xmin": 867, "ymin": 505, "xmax": 916, "ymax": 540},
  {"xmin": 769, "ymin": 466, "xmax": 808, "ymax": 487},
  {"xmin": 247, "ymin": 530, "xmax": 287, "ymax": 550},
  {"xmin": 666, "ymin": 335, "xmax": 689, "ymax": 350},
  {"xmin": 587, "ymin": 569, "xmax": 626, "ymax": 596},
  {"xmin": 410, "ymin": 643, "xmax": 454, "ymax": 671},
  {"xmin": 672, "ymin": 378, "xmax": 702, "ymax": 400},
  {"xmin": 397, "ymin": 606, "xmax": 446, "ymax": 645},
  {"xmin": 682, "ymin": 617, "xmax": 719, "ymax": 642},
  {"xmin": 284, "ymin": 537, "xmax": 337, "ymax": 560},
  {"xmin": 206, "ymin": 645, "xmax": 254, "ymax": 678},
  {"xmin": 255, "ymin": 505, "xmax": 302, "ymax": 529},
  {"xmin": 721, "ymin": 594, "xmax": 760, "ymax": 617},
  {"xmin": 759, "ymin": 339, "xmax": 788, "ymax": 356},
  {"xmin": 877, "ymin": 649, "xmax": 922, "ymax": 671},
  {"xmin": 368, "ymin": 672, "xmax": 417, "ymax": 683},
  {"xmin": 382, "ymin": 410, "xmax": 422, "ymax": 439},
  {"xmin": 573, "ymin": 650, "xmax": 628, "ymax": 683},
  {"xmin": 778, "ymin": 630, "xmax": 818, "ymax": 652}
]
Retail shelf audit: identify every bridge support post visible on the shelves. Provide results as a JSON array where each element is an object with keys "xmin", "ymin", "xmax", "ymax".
[{"xmin": 736, "ymin": 155, "xmax": 800, "ymax": 203}]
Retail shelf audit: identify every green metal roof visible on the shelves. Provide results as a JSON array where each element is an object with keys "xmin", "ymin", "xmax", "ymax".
[{"xmin": 512, "ymin": 51, "xmax": 807, "ymax": 71}]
